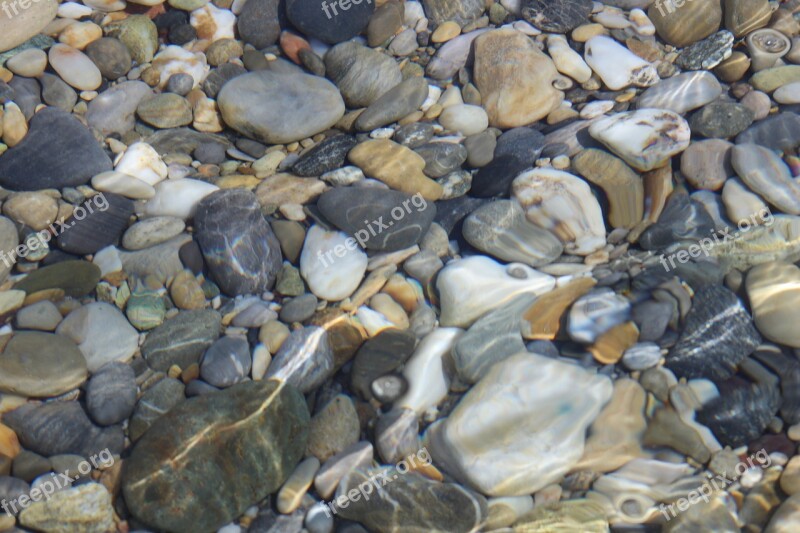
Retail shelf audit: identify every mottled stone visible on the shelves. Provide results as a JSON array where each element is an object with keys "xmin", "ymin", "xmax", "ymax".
[
  {"xmin": 0, "ymin": 332, "xmax": 87, "ymax": 398},
  {"xmin": 265, "ymin": 326, "xmax": 334, "ymax": 393},
  {"xmin": 422, "ymin": 0, "xmax": 484, "ymax": 25},
  {"xmin": 691, "ymin": 102, "xmax": 754, "ymax": 139},
  {"xmin": 142, "ymin": 309, "xmax": 222, "ymax": 372},
  {"xmin": 129, "ymin": 378, "xmax": 186, "ymax": 441},
  {"xmin": 293, "ymin": 135, "xmax": 357, "ymax": 177},
  {"xmin": 324, "ymin": 41, "xmax": 402, "ymax": 108},
  {"xmin": 521, "ymin": 0, "xmax": 592, "ymax": 33},
  {"xmin": 19, "ymin": 483, "xmax": 114, "ymax": 533},
  {"xmin": 307, "ymin": 394, "xmax": 360, "ymax": 462},
  {"xmin": 351, "ymin": 329, "xmax": 416, "ymax": 401},
  {"xmin": 237, "ymin": 0, "xmax": 280, "ymax": 48}
]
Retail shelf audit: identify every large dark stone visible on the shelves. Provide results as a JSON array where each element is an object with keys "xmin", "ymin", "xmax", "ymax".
[
  {"xmin": 286, "ymin": 0, "xmax": 374, "ymax": 44},
  {"xmin": 237, "ymin": 0, "xmax": 282, "ymax": 49},
  {"xmin": 637, "ymin": 193, "xmax": 716, "ymax": 251},
  {"xmin": 697, "ymin": 382, "xmax": 780, "ymax": 448},
  {"xmin": 56, "ymin": 193, "xmax": 134, "ymax": 255},
  {"xmin": 194, "ymin": 189, "xmax": 283, "ymax": 296},
  {"xmin": 735, "ymin": 112, "xmax": 800, "ymax": 152},
  {"xmin": 141, "ymin": 309, "xmax": 222, "ymax": 372},
  {"xmin": 317, "ymin": 187, "xmax": 437, "ymax": 251},
  {"xmin": 292, "ymin": 134, "xmax": 357, "ymax": 177},
  {"xmin": 470, "ymin": 155, "xmax": 531, "ymax": 198},
  {"xmin": 351, "ymin": 329, "xmax": 416, "ymax": 400},
  {"xmin": 122, "ymin": 379, "xmax": 310, "ymax": 533},
  {"xmin": 0, "ymin": 107, "xmax": 112, "ymax": 191},
  {"xmin": 3, "ymin": 401, "xmax": 124, "ymax": 458}
]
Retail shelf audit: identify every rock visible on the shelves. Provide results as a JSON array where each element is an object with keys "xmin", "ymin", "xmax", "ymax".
[
  {"xmin": 567, "ymin": 288, "xmax": 631, "ymax": 344},
  {"xmin": 638, "ymin": 192, "xmax": 717, "ymax": 250},
  {"xmin": 123, "ymin": 380, "xmax": 309, "ymax": 532},
  {"xmin": 589, "ymin": 109, "xmax": 690, "ymax": 172},
  {"xmin": 0, "ymin": 332, "xmax": 87, "ymax": 398},
  {"xmin": 436, "ymin": 255, "xmax": 555, "ymax": 328},
  {"xmin": 15, "ymin": 300, "xmax": 62, "ymax": 331},
  {"xmin": 4, "ymin": 401, "xmax": 123, "ymax": 458},
  {"xmin": 14, "ymin": 260, "xmax": 100, "ymax": 298},
  {"xmin": 237, "ymin": 0, "xmax": 280, "ymax": 48},
  {"xmin": 38, "ymin": 73, "xmax": 77, "ymax": 112},
  {"xmin": 307, "ymin": 395, "xmax": 360, "ymax": 462},
  {"xmin": 142, "ymin": 309, "xmax": 221, "ymax": 372},
  {"xmin": 690, "ymin": 102, "xmax": 754, "ymax": 139},
  {"xmin": 397, "ymin": 327, "xmax": 461, "ymax": 414},
  {"xmin": 465, "ymin": 130, "xmax": 496, "ymax": 167},
  {"xmin": 512, "ymin": 168, "xmax": 606, "ymax": 255},
  {"xmin": 746, "ymin": 262, "xmax": 800, "ymax": 348},
  {"xmin": 572, "ymin": 148, "xmax": 643, "ymax": 229},
  {"xmin": 85, "ymin": 37, "xmax": 132, "ymax": 80},
  {"xmin": 522, "ymin": 0, "xmax": 592, "ymax": 33},
  {"xmin": 736, "ymin": 113, "xmax": 800, "ymax": 153},
  {"xmin": 286, "ymin": 0, "xmax": 374, "ymax": 44},
  {"xmin": 648, "ymin": 0, "xmax": 722, "ymax": 48},
  {"xmin": 696, "ymin": 382, "xmax": 779, "ymax": 448},
  {"xmin": 416, "ymin": 142, "xmax": 467, "ymax": 178},
  {"xmin": 3, "ymin": 192, "xmax": 57, "ymax": 231},
  {"xmin": 200, "ymin": 336, "xmax": 251, "ymax": 388},
  {"xmin": 428, "ymin": 352, "xmax": 612, "ymax": 496},
  {"xmin": 137, "ymin": 93, "xmax": 193, "ymax": 129},
  {"xmin": 463, "ymin": 199, "xmax": 563, "ymax": 266},
  {"xmin": 5, "ymin": 49, "xmax": 47, "ymax": 77},
  {"xmin": 218, "ymin": 70, "xmax": 345, "ymax": 145},
  {"xmin": 767, "ymin": 493, "xmax": 800, "ymax": 533},
  {"xmin": 667, "ymin": 285, "xmax": 761, "ymax": 380},
  {"xmin": 86, "ymin": 81, "xmax": 153, "ymax": 136},
  {"xmin": 19, "ymin": 483, "xmax": 114, "ymax": 533},
  {"xmin": 265, "ymin": 326, "xmax": 334, "ymax": 393},
  {"xmin": 426, "ymin": 29, "xmax": 490, "ymax": 80},
  {"xmin": 56, "ymin": 302, "xmax": 140, "ymax": 372},
  {"xmin": 355, "ymin": 77, "xmax": 429, "ymax": 132},
  {"xmin": 129, "ymin": 378, "xmax": 186, "ymax": 441},
  {"xmin": 724, "ymin": 0, "xmax": 771, "ymax": 37},
  {"xmin": 584, "ymin": 35, "xmax": 659, "ymax": 91},
  {"xmin": 680, "ymin": 139, "xmax": 733, "ymax": 191},
  {"xmin": 318, "ymin": 187, "xmax": 437, "ymax": 251},
  {"xmin": 56, "ymin": 193, "xmax": 134, "ymax": 255},
  {"xmin": 48, "ymin": 44, "xmax": 102, "ymax": 91},
  {"xmin": 0, "ymin": 0, "xmax": 57, "ymax": 53},
  {"xmin": 632, "ymin": 300, "xmax": 673, "ymax": 342},
  {"xmin": 351, "ymin": 329, "xmax": 416, "ymax": 400},
  {"xmin": 255, "ymin": 173, "xmax": 327, "ymax": 212},
  {"xmin": 348, "ymin": 139, "xmax": 443, "ymax": 200},
  {"xmin": 106, "ymin": 14, "xmax": 158, "ymax": 64},
  {"xmin": 123, "ymin": 216, "xmax": 186, "ymax": 251},
  {"xmin": 279, "ymin": 293, "xmax": 317, "ymax": 323},
  {"xmin": 336, "ymin": 469, "xmax": 487, "ymax": 531},
  {"xmin": 299, "ymin": 225, "xmax": 368, "ymax": 302},
  {"xmin": 194, "ymin": 189, "xmax": 283, "ymax": 295},
  {"xmin": 85, "ymin": 362, "xmax": 137, "ymax": 426},
  {"xmin": 142, "ymin": 178, "xmax": 219, "ymax": 220},
  {"xmin": 636, "ymin": 71, "xmax": 721, "ymax": 114},
  {"xmin": 438, "ymin": 104, "xmax": 489, "ymax": 136},
  {"xmin": 732, "ymin": 144, "xmax": 800, "ymax": 216},
  {"xmin": 368, "ymin": 1, "xmax": 404, "ymax": 47},
  {"xmin": 324, "ymin": 42, "xmax": 402, "ymax": 108},
  {"xmin": 422, "ymin": 0, "xmax": 484, "ymax": 25},
  {"xmin": 676, "ymin": 30, "xmax": 734, "ymax": 71},
  {"xmin": 293, "ymin": 135, "xmax": 357, "ymax": 177},
  {"xmin": 473, "ymin": 29, "xmax": 563, "ymax": 128},
  {"xmin": 0, "ymin": 107, "xmax": 112, "ymax": 191},
  {"xmin": 119, "ymin": 234, "xmax": 193, "ymax": 284}
]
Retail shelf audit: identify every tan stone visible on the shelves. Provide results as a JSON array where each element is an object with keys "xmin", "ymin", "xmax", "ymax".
[
  {"xmin": 348, "ymin": 139, "xmax": 443, "ymax": 200},
  {"xmin": 431, "ymin": 21, "xmax": 461, "ymax": 43},
  {"xmin": 588, "ymin": 321, "xmax": 639, "ymax": 365},
  {"xmin": 0, "ymin": 422, "xmax": 20, "ymax": 459},
  {"xmin": 573, "ymin": 148, "xmax": 643, "ymax": 230},
  {"xmin": 0, "ymin": 0, "xmax": 58, "ymax": 53},
  {"xmin": 521, "ymin": 278, "xmax": 596, "ymax": 340},
  {"xmin": 473, "ymin": 28, "xmax": 563, "ymax": 128},
  {"xmin": 715, "ymin": 51, "xmax": 752, "ymax": 82},
  {"xmin": 255, "ymin": 173, "xmax": 327, "ymax": 213},
  {"xmin": 58, "ymin": 21, "xmax": 103, "ymax": 50},
  {"xmin": 628, "ymin": 164, "xmax": 673, "ymax": 243},
  {"xmin": 724, "ymin": 0, "xmax": 772, "ymax": 37},
  {"xmin": 170, "ymin": 269, "xmax": 206, "ymax": 310},
  {"xmin": 572, "ymin": 23, "xmax": 608, "ymax": 42},
  {"xmin": 746, "ymin": 262, "xmax": 800, "ymax": 348},
  {"xmin": 648, "ymin": 0, "xmax": 722, "ymax": 48},
  {"xmin": 2, "ymin": 103, "xmax": 27, "ymax": 148},
  {"xmin": 3, "ymin": 192, "xmax": 58, "ymax": 231}
]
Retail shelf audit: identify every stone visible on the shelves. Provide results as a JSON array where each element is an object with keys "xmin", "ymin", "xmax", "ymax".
[
  {"xmin": 287, "ymin": 0, "xmax": 374, "ymax": 44},
  {"xmin": 367, "ymin": 0, "xmax": 403, "ymax": 47},
  {"xmin": 355, "ymin": 77, "xmax": 429, "ymax": 132},
  {"xmin": 567, "ymin": 288, "xmax": 631, "ymax": 344},
  {"xmin": 696, "ymin": 382, "xmax": 779, "ymax": 448},
  {"xmin": 0, "ymin": 332, "xmax": 87, "ymax": 398},
  {"xmin": 38, "ymin": 73, "xmax": 77, "ymax": 113},
  {"xmin": 14, "ymin": 260, "xmax": 100, "ymax": 298},
  {"xmin": 279, "ymin": 293, "xmax": 317, "ymax": 323},
  {"xmin": 732, "ymin": 144, "xmax": 800, "ymax": 216},
  {"xmin": 86, "ymin": 362, "xmax": 137, "ymax": 426},
  {"xmin": 194, "ymin": 189, "xmax": 283, "ymax": 295},
  {"xmin": 86, "ymin": 81, "xmax": 153, "ymax": 136},
  {"xmin": 265, "ymin": 326, "xmax": 334, "ymax": 393},
  {"xmin": 56, "ymin": 193, "xmax": 135, "ymax": 255},
  {"xmin": 680, "ymin": 139, "xmax": 733, "ymax": 191},
  {"xmin": 636, "ymin": 71, "xmax": 722, "ymax": 114},
  {"xmin": 19, "ymin": 483, "xmax": 114, "ymax": 533},
  {"xmin": 648, "ymin": 0, "xmax": 722, "ymax": 48},
  {"xmin": 0, "ymin": 107, "xmax": 112, "ymax": 191},
  {"xmin": 521, "ymin": 0, "xmax": 592, "ymax": 33},
  {"xmin": 724, "ymin": 0, "xmax": 771, "ymax": 37},
  {"xmin": 512, "ymin": 168, "xmax": 607, "ymax": 255},
  {"xmin": 572, "ymin": 148, "xmax": 643, "ymax": 229},
  {"xmin": 122, "ymin": 380, "xmax": 309, "ymax": 532},
  {"xmin": 398, "ymin": 328, "xmax": 462, "ymax": 414},
  {"xmin": 299, "ymin": 225, "xmax": 368, "ymax": 302},
  {"xmin": 638, "ymin": 192, "xmax": 716, "ymax": 251},
  {"xmin": 106, "ymin": 14, "xmax": 158, "ymax": 64},
  {"xmin": 4, "ymin": 401, "xmax": 123, "ymax": 458},
  {"xmin": 137, "ymin": 93, "xmax": 193, "ymax": 129},
  {"xmin": 123, "ymin": 217, "xmax": 186, "ymax": 251},
  {"xmin": 237, "ymin": 0, "xmax": 280, "ymax": 48},
  {"xmin": 426, "ymin": 29, "xmax": 491, "ymax": 80},
  {"xmin": 142, "ymin": 178, "xmax": 219, "ymax": 220},
  {"xmin": 436, "ymin": 255, "xmax": 555, "ymax": 328},
  {"xmin": 438, "ymin": 104, "xmax": 489, "ymax": 136},
  {"xmin": 422, "ymin": 0, "xmax": 483, "ymax": 25},
  {"xmin": 427, "ymin": 352, "xmax": 612, "ymax": 496},
  {"xmin": 254, "ymin": 173, "xmax": 327, "ymax": 212},
  {"xmin": 521, "ymin": 278, "xmax": 596, "ymax": 340},
  {"xmin": 142, "ymin": 309, "xmax": 221, "ymax": 372},
  {"xmin": 736, "ymin": 113, "xmax": 800, "ymax": 153},
  {"xmin": 15, "ymin": 300, "xmax": 62, "ymax": 331},
  {"xmin": 463, "ymin": 199, "xmax": 563, "ymax": 266},
  {"xmin": 667, "ymin": 285, "xmax": 761, "ymax": 380},
  {"xmin": 746, "ymin": 262, "xmax": 800, "ymax": 348},
  {"xmin": 584, "ymin": 35, "xmax": 659, "ymax": 91},
  {"xmin": 349, "ymin": 139, "xmax": 443, "ymax": 200},
  {"xmin": 129, "ymin": 378, "xmax": 186, "ymax": 441},
  {"xmin": 473, "ymin": 29, "xmax": 563, "ymax": 128},
  {"xmin": 336, "ymin": 469, "xmax": 487, "ymax": 531},
  {"xmin": 307, "ymin": 394, "xmax": 360, "ymax": 462},
  {"xmin": 324, "ymin": 42, "xmax": 402, "ymax": 108},
  {"xmin": 351, "ymin": 329, "xmax": 416, "ymax": 401},
  {"xmin": 2, "ymin": 192, "xmax": 57, "ymax": 231},
  {"xmin": 56, "ymin": 302, "xmax": 140, "ymax": 372},
  {"xmin": 416, "ymin": 142, "xmax": 468, "ymax": 178},
  {"xmin": 293, "ymin": 135, "xmax": 357, "ymax": 177},
  {"xmin": 200, "ymin": 336, "xmax": 251, "ymax": 388},
  {"xmin": 85, "ymin": 37, "xmax": 132, "ymax": 80},
  {"xmin": 690, "ymin": 102, "xmax": 754, "ymax": 139},
  {"xmin": 318, "ymin": 187, "xmax": 437, "ymax": 251},
  {"xmin": 48, "ymin": 44, "xmax": 102, "ymax": 91},
  {"xmin": 589, "ymin": 109, "xmax": 691, "ymax": 172},
  {"xmin": 217, "ymin": 70, "xmax": 344, "ymax": 144},
  {"xmin": 676, "ymin": 30, "xmax": 734, "ymax": 71},
  {"xmin": 0, "ymin": 0, "xmax": 57, "ymax": 53},
  {"xmin": 5, "ymin": 49, "xmax": 47, "ymax": 77}
]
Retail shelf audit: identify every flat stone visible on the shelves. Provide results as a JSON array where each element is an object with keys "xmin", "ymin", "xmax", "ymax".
[
  {"xmin": 265, "ymin": 326, "xmax": 334, "ymax": 393},
  {"xmin": 200, "ymin": 335, "xmax": 251, "ymax": 388},
  {"xmin": 415, "ymin": 142, "xmax": 468, "ymax": 178},
  {"xmin": 521, "ymin": 0, "xmax": 592, "ymax": 33},
  {"xmin": 648, "ymin": 0, "xmax": 722, "ymax": 48},
  {"xmin": 422, "ymin": 0, "xmax": 484, "ymax": 25},
  {"xmin": 746, "ymin": 262, "xmax": 800, "ymax": 348},
  {"xmin": 19, "ymin": 483, "xmax": 114, "ymax": 533},
  {"xmin": 680, "ymin": 139, "xmax": 733, "ymax": 191},
  {"xmin": 355, "ymin": 77, "xmax": 429, "ymax": 132},
  {"xmin": 293, "ymin": 135, "xmax": 357, "ymax": 177},
  {"xmin": 307, "ymin": 394, "xmax": 360, "ymax": 462},
  {"xmin": 141, "ymin": 309, "xmax": 221, "ymax": 372},
  {"xmin": 217, "ymin": 70, "xmax": 345, "ymax": 145},
  {"xmin": 572, "ymin": 148, "xmax": 644, "ymax": 229},
  {"xmin": 690, "ymin": 102, "xmax": 754, "ymax": 139},
  {"xmin": 14, "ymin": 260, "xmax": 100, "ymax": 298},
  {"xmin": 85, "ymin": 362, "xmax": 137, "ymax": 426},
  {"xmin": 0, "ymin": 332, "xmax": 87, "ymax": 398},
  {"xmin": 194, "ymin": 189, "xmax": 283, "ymax": 295},
  {"xmin": 85, "ymin": 37, "xmax": 132, "ymax": 80},
  {"xmin": 636, "ymin": 71, "xmax": 722, "ymax": 114},
  {"xmin": 732, "ymin": 144, "xmax": 800, "ymax": 215},
  {"xmin": 286, "ymin": 0, "xmax": 373, "ymax": 44},
  {"xmin": 324, "ymin": 41, "xmax": 402, "ymax": 108},
  {"xmin": 122, "ymin": 380, "xmax": 309, "ymax": 532},
  {"xmin": 56, "ymin": 193, "xmax": 134, "ymax": 255},
  {"xmin": 675, "ymin": 30, "xmax": 734, "ymax": 70},
  {"xmin": 39, "ymin": 73, "xmax": 77, "ymax": 113},
  {"xmin": 137, "ymin": 93, "xmax": 193, "ymax": 129},
  {"xmin": 736, "ymin": 112, "xmax": 800, "ymax": 152},
  {"xmin": 348, "ymin": 139, "xmax": 443, "ymax": 200},
  {"xmin": 0, "ymin": 107, "xmax": 112, "ymax": 191},
  {"xmin": 0, "ymin": 0, "xmax": 57, "ymax": 53},
  {"xmin": 86, "ymin": 81, "xmax": 154, "ymax": 136},
  {"xmin": 122, "ymin": 216, "xmax": 186, "ymax": 251},
  {"xmin": 350, "ymin": 329, "xmax": 416, "ymax": 401},
  {"xmin": 56, "ymin": 302, "xmax": 140, "ymax": 372},
  {"xmin": 237, "ymin": 0, "xmax": 280, "ymax": 48}
]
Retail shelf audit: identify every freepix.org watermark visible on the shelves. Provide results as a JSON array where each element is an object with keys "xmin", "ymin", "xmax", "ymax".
[
  {"xmin": 1, "ymin": 448, "xmax": 114, "ymax": 515},
  {"xmin": 652, "ymin": 0, "xmax": 693, "ymax": 17},
  {"xmin": 317, "ymin": 192, "xmax": 428, "ymax": 268},
  {"xmin": 659, "ymin": 448, "xmax": 772, "ymax": 521},
  {"xmin": 321, "ymin": 0, "xmax": 372, "ymax": 20},
  {"xmin": 0, "ymin": 193, "xmax": 110, "ymax": 268},
  {"xmin": 319, "ymin": 447, "xmax": 432, "ymax": 518},
  {"xmin": 1, "ymin": 0, "xmax": 45, "ymax": 19}
]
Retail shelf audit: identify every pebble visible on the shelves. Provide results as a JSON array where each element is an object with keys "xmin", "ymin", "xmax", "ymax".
[
  {"xmin": 85, "ymin": 37, "xmax": 131, "ymax": 80},
  {"xmin": 355, "ymin": 77, "xmax": 429, "ymax": 132},
  {"xmin": 648, "ymin": 0, "xmax": 721, "ymax": 47},
  {"xmin": 48, "ymin": 44, "xmax": 102, "ymax": 91},
  {"xmin": 56, "ymin": 193, "xmax": 135, "ymax": 255},
  {"xmin": 200, "ymin": 335, "xmax": 251, "ymax": 388},
  {"xmin": 732, "ymin": 144, "xmax": 800, "ymax": 216},
  {"xmin": 137, "ymin": 94, "xmax": 193, "ymax": 129},
  {"xmin": 292, "ymin": 135, "xmax": 357, "ymax": 177},
  {"xmin": 307, "ymin": 394, "xmax": 360, "ymax": 461},
  {"xmin": 19, "ymin": 483, "xmax": 114, "ymax": 533},
  {"xmin": 690, "ymin": 102, "xmax": 754, "ymax": 139},
  {"xmin": 348, "ymin": 139, "xmax": 443, "ymax": 200},
  {"xmin": 299, "ymin": 225, "xmax": 368, "ymax": 302},
  {"xmin": 636, "ymin": 71, "xmax": 721, "ymax": 114},
  {"xmin": 86, "ymin": 81, "xmax": 154, "ymax": 136},
  {"xmin": 0, "ymin": 331, "xmax": 87, "ymax": 398},
  {"xmin": 142, "ymin": 178, "xmax": 220, "ymax": 220},
  {"xmin": 142, "ymin": 309, "xmax": 221, "ymax": 371},
  {"xmin": 286, "ymin": 0, "xmax": 373, "ymax": 44},
  {"xmin": 746, "ymin": 262, "xmax": 800, "ymax": 348},
  {"xmin": 5, "ymin": 49, "xmax": 48, "ymax": 77},
  {"xmin": 522, "ymin": 0, "xmax": 592, "ymax": 33},
  {"xmin": 621, "ymin": 342, "xmax": 662, "ymax": 371},
  {"xmin": 265, "ymin": 326, "xmax": 334, "ymax": 393},
  {"xmin": 85, "ymin": 362, "xmax": 137, "ymax": 426},
  {"xmin": 584, "ymin": 35, "xmax": 659, "ymax": 91},
  {"xmin": 56, "ymin": 302, "xmax": 139, "ymax": 372},
  {"xmin": 680, "ymin": 139, "xmax": 733, "ymax": 191},
  {"xmin": 237, "ymin": 0, "xmax": 280, "ymax": 48},
  {"xmin": 438, "ymin": 104, "xmax": 489, "ymax": 136},
  {"xmin": 0, "ymin": 0, "xmax": 57, "ymax": 53}
]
